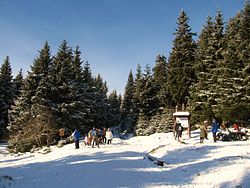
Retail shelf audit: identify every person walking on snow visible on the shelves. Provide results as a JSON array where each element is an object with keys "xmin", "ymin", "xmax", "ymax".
[
  {"xmin": 84, "ymin": 134, "xmax": 89, "ymax": 146},
  {"xmin": 200, "ymin": 121, "xmax": 208, "ymax": 143},
  {"xmin": 175, "ymin": 121, "xmax": 183, "ymax": 142},
  {"xmin": 211, "ymin": 119, "xmax": 219, "ymax": 142},
  {"xmin": 91, "ymin": 127, "xmax": 99, "ymax": 148},
  {"xmin": 72, "ymin": 129, "xmax": 80, "ymax": 149},
  {"xmin": 106, "ymin": 128, "xmax": 113, "ymax": 144}
]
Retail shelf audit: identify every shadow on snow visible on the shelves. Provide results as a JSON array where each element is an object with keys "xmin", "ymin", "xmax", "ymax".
[{"xmin": 1, "ymin": 142, "xmax": 250, "ymax": 188}]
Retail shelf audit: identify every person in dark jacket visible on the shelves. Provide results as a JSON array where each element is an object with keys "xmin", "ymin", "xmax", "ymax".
[
  {"xmin": 176, "ymin": 121, "xmax": 183, "ymax": 142},
  {"xmin": 72, "ymin": 129, "xmax": 80, "ymax": 149}
]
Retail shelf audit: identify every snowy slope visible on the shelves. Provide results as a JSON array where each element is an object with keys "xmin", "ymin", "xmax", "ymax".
[{"xmin": 0, "ymin": 130, "xmax": 250, "ymax": 188}]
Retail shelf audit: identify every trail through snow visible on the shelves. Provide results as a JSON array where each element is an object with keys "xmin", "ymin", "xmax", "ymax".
[{"xmin": 1, "ymin": 130, "xmax": 250, "ymax": 188}]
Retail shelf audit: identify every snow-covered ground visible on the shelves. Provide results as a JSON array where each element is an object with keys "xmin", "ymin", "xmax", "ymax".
[{"xmin": 1, "ymin": 130, "xmax": 250, "ymax": 188}]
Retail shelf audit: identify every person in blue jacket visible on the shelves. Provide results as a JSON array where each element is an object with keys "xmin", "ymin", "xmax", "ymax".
[
  {"xmin": 211, "ymin": 119, "xmax": 219, "ymax": 142},
  {"xmin": 72, "ymin": 129, "xmax": 80, "ymax": 149}
]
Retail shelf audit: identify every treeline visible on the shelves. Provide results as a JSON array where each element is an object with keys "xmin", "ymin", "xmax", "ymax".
[
  {"xmin": 0, "ymin": 3, "xmax": 250, "ymax": 151},
  {"xmin": 0, "ymin": 41, "xmax": 121, "ymax": 151},
  {"xmin": 121, "ymin": 3, "xmax": 250, "ymax": 132}
]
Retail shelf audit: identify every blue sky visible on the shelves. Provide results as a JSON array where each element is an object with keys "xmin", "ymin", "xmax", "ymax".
[{"xmin": 0, "ymin": 0, "xmax": 245, "ymax": 94}]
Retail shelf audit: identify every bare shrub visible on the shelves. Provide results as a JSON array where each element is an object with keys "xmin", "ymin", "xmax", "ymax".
[{"xmin": 8, "ymin": 105, "xmax": 58, "ymax": 153}]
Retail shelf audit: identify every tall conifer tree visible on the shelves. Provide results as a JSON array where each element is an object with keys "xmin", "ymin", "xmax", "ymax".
[
  {"xmin": 107, "ymin": 90, "xmax": 121, "ymax": 126},
  {"xmin": 217, "ymin": 2, "xmax": 250, "ymax": 122},
  {"xmin": 49, "ymin": 40, "xmax": 81, "ymax": 130},
  {"xmin": 140, "ymin": 64, "xmax": 159, "ymax": 116},
  {"xmin": 91, "ymin": 74, "xmax": 110, "ymax": 127},
  {"xmin": 240, "ymin": 1, "xmax": 250, "ymax": 111},
  {"xmin": 167, "ymin": 10, "xmax": 196, "ymax": 107},
  {"xmin": 81, "ymin": 62, "xmax": 96, "ymax": 129},
  {"xmin": 12, "ymin": 69, "xmax": 24, "ymax": 98},
  {"xmin": 69, "ymin": 46, "xmax": 89, "ymax": 130},
  {"xmin": 153, "ymin": 55, "xmax": 172, "ymax": 107},
  {"xmin": 8, "ymin": 42, "xmax": 53, "ymax": 141},
  {"xmin": 121, "ymin": 70, "xmax": 135, "ymax": 117},
  {"xmin": 120, "ymin": 70, "xmax": 137, "ymax": 132},
  {"xmin": 134, "ymin": 64, "xmax": 143, "ymax": 117},
  {"xmin": 0, "ymin": 57, "xmax": 14, "ymax": 138},
  {"xmin": 188, "ymin": 11, "xmax": 225, "ymax": 123}
]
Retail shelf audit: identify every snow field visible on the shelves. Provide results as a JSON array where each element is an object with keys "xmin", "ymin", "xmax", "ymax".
[{"xmin": 0, "ymin": 130, "xmax": 250, "ymax": 188}]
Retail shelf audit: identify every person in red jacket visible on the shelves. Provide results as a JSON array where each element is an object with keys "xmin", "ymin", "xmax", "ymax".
[{"xmin": 233, "ymin": 123, "xmax": 240, "ymax": 131}]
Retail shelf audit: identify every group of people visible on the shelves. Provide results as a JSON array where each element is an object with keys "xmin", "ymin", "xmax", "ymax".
[
  {"xmin": 72, "ymin": 119, "xmax": 248, "ymax": 149},
  {"xmin": 199, "ymin": 119, "xmax": 219, "ymax": 143},
  {"xmin": 86, "ymin": 127, "xmax": 113, "ymax": 148},
  {"xmin": 218, "ymin": 122, "xmax": 248, "ymax": 141},
  {"xmin": 173, "ymin": 118, "xmax": 248, "ymax": 144},
  {"xmin": 71, "ymin": 127, "xmax": 114, "ymax": 149},
  {"xmin": 199, "ymin": 119, "xmax": 248, "ymax": 143}
]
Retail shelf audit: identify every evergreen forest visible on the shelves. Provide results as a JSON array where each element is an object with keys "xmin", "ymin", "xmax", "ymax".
[{"xmin": 0, "ymin": 3, "xmax": 249, "ymax": 152}]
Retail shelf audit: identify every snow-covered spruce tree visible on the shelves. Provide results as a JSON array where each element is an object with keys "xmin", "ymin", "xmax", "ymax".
[
  {"xmin": 121, "ymin": 70, "xmax": 135, "ymax": 117},
  {"xmin": 12, "ymin": 69, "xmax": 24, "ymax": 99},
  {"xmin": 82, "ymin": 61, "xmax": 93, "ymax": 84},
  {"xmin": 167, "ymin": 9, "xmax": 197, "ymax": 107},
  {"xmin": 81, "ymin": 61, "xmax": 96, "ymax": 130},
  {"xmin": 67, "ymin": 46, "xmax": 90, "ymax": 131},
  {"xmin": 153, "ymin": 55, "xmax": 173, "ymax": 108},
  {"xmin": 238, "ymin": 1, "xmax": 250, "ymax": 123},
  {"xmin": 120, "ymin": 70, "xmax": 136, "ymax": 133},
  {"xmin": 48, "ymin": 40, "xmax": 85, "ymax": 131},
  {"xmin": 107, "ymin": 90, "xmax": 121, "ymax": 127},
  {"xmin": 139, "ymin": 64, "xmax": 159, "ymax": 116},
  {"xmin": 80, "ymin": 61, "xmax": 112, "ymax": 130},
  {"xmin": 208, "ymin": 10, "xmax": 226, "ymax": 120},
  {"xmin": 0, "ymin": 57, "xmax": 14, "ymax": 139},
  {"xmin": 217, "ymin": 2, "xmax": 250, "ymax": 123},
  {"xmin": 216, "ymin": 13, "xmax": 243, "ymax": 121},
  {"xmin": 8, "ymin": 42, "xmax": 54, "ymax": 150},
  {"xmin": 11, "ymin": 41, "xmax": 52, "ymax": 113},
  {"xmin": 134, "ymin": 64, "xmax": 143, "ymax": 117},
  {"xmin": 188, "ymin": 11, "xmax": 225, "ymax": 124},
  {"xmin": 134, "ymin": 64, "xmax": 160, "ymax": 135},
  {"xmin": 91, "ymin": 74, "xmax": 110, "ymax": 128},
  {"xmin": 30, "ymin": 41, "xmax": 53, "ymax": 107},
  {"xmin": 7, "ymin": 70, "xmax": 24, "ymax": 139}
]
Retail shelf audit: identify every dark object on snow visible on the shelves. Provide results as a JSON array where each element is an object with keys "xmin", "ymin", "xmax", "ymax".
[
  {"xmin": 221, "ymin": 134, "xmax": 231, "ymax": 141},
  {"xmin": 155, "ymin": 160, "xmax": 164, "ymax": 166},
  {"xmin": 144, "ymin": 154, "xmax": 166, "ymax": 166},
  {"xmin": 217, "ymin": 129, "xmax": 248, "ymax": 141}
]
